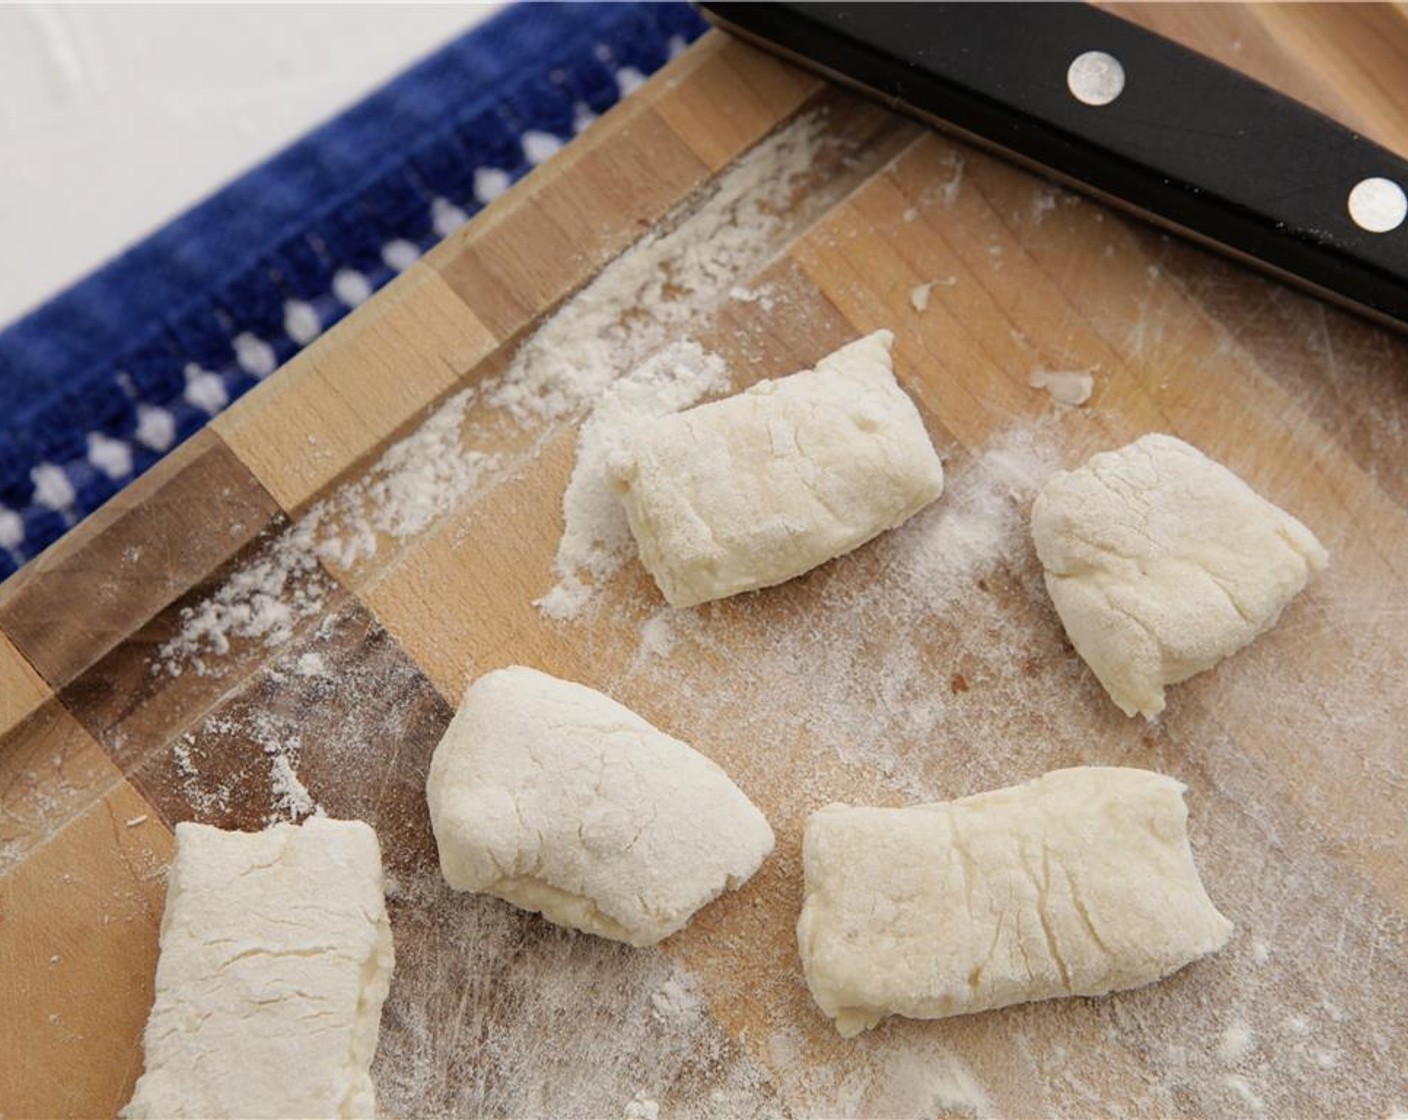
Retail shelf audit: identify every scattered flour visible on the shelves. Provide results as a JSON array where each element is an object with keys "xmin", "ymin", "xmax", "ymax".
[
  {"xmin": 624, "ymin": 1092, "xmax": 661, "ymax": 1120},
  {"xmin": 1029, "ymin": 368, "xmax": 1095, "ymax": 407},
  {"xmin": 763, "ymin": 1026, "xmax": 989, "ymax": 1118},
  {"xmin": 204, "ymin": 710, "xmax": 325, "ymax": 824},
  {"xmin": 1219, "ymin": 1023, "xmax": 1256, "ymax": 1064},
  {"xmin": 169, "ymin": 734, "xmax": 232, "ymax": 816},
  {"xmin": 627, "ymin": 421, "xmax": 1062, "ymax": 800},
  {"xmin": 158, "ymin": 114, "xmax": 835, "ymax": 675},
  {"xmin": 488, "ymin": 114, "xmax": 829, "ymax": 425},
  {"xmin": 728, "ymin": 285, "xmax": 774, "ymax": 309},
  {"xmin": 509, "ymin": 113, "xmax": 845, "ymax": 620},
  {"xmin": 909, "ymin": 277, "xmax": 956, "ymax": 313},
  {"xmin": 853, "ymin": 1043, "xmax": 991, "ymax": 1118},
  {"xmin": 295, "ymin": 652, "xmax": 327, "ymax": 678},
  {"xmin": 637, "ymin": 610, "xmax": 681, "ymax": 663},
  {"xmin": 312, "ymin": 391, "xmax": 501, "ymax": 570},
  {"xmin": 171, "ymin": 736, "xmax": 197, "ymax": 778},
  {"xmin": 650, "ymin": 976, "xmax": 705, "ymax": 1024},
  {"xmin": 373, "ymin": 869, "xmax": 780, "ymax": 1119},
  {"xmin": 156, "ymin": 389, "xmax": 497, "ymax": 676},
  {"xmin": 1031, "ymin": 188, "xmax": 1058, "ymax": 224},
  {"xmin": 158, "ymin": 520, "xmax": 329, "ymax": 675},
  {"xmin": 1224, "ymin": 1074, "xmax": 1266, "ymax": 1112},
  {"xmin": 537, "ymin": 343, "xmax": 728, "ymax": 619},
  {"xmin": 267, "ymin": 749, "xmax": 321, "ymax": 822}
]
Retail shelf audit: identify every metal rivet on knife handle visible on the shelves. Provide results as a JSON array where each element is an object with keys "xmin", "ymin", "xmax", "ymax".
[
  {"xmin": 1348, "ymin": 178, "xmax": 1407, "ymax": 234},
  {"xmin": 1067, "ymin": 50, "xmax": 1125, "ymax": 107}
]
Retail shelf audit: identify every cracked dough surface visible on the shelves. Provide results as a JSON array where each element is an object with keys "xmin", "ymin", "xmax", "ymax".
[
  {"xmin": 797, "ymin": 767, "xmax": 1232, "ymax": 1037},
  {"xmin": 426, "ymin": 666, "xmax": 774, "ymax": 947},
  {"xmin": 607, "ymin": 330, "xmax": 945, "ymax": 608},
  {"xmin": 1031, "ymin": 433, "xmax": 1328, "ymax": 718},
  {"xmin": 122, "ymin": 818, "xmax": 395, "ymax": 1119}
]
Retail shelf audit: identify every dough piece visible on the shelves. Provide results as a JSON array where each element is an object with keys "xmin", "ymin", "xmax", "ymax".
[
  {"xmin": 427, "ymin": 666, "xmax": 774, "ymax": 946},
  {"xmin": 1031, "ymin": 433, "xmax": 1328, "ymax": 718},
  {"xmin": 607, "ymin": 330, "xmax": 944, "ymax": 608},
  {"xmin": 123, "ymin": 818, "xmax": 395, "ymax": 1119},
  {"xmin": 797, "ymin": 767, "xmax": 1232, "ymax": 1037}
]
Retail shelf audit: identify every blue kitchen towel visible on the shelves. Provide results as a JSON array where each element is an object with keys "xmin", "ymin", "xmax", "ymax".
[{"xmin": 0, "ymin": 1, "xmax": 708, "ymax": 579}]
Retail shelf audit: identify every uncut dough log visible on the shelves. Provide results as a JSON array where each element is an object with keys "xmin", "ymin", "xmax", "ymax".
[
  {"xmin": 123, "ymin": 818, "xmax": 395, "ymax": 1119},
  {"xmin": 607, "ymin": 330, "xmax": 944, "ymax": 608},
  {"xmin": 1031, "ymin": 432, "xmax": 1328, "ymax": 718},
  {"xmin": 427, "ymin": 666, "xmax": 774, "ymax": 946},
  {"xmin": 797, "ymin": 767, "xmax": 1232, "ymax": 1037}
]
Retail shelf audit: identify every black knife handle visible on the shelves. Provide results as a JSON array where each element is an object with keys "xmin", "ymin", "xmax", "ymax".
[{"xmin": 700, "ymin": 1, "xmax": 1408, "ymax": 335}]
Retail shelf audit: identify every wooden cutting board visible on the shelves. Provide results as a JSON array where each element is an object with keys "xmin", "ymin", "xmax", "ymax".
[{"xmin": 4, "ymin": 6, "xmax": 1408, "ymax": 1117}]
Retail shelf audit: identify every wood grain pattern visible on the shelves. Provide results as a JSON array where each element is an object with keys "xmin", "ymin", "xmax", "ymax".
[
  {"xmin": 0, "ymin": 771, "xmax": 171, "ymax": 1118},
  {"xmin": 57, "ymin": 519, "xmax": 346, "ymax": 771},
  {"xmin": 645, "ymin": 29, "xmax": 822, "ymax": 170},
  {"xmin": 0, "ymin": 430, "xmax": 280, "ymax": 690},
  {"xmin": 120, "ymin": 598, "xmax": 451, "ymax": 868},
  {"xmin": 2, "ymin": 10, "xmax": 1407, "ymax": 1118},
  {"xmin": 0, "ymin": 628, "xmax": 48, "ymax": 739},
  {"xmin": 429, "ymin": 99, "xmax": 711, "ymax": 342},
  {"xmin": 1, "ymin": 703, "xmax": 125, "ymax": 874},
  {"xmin": 1106, "ymin": 2, "xmax": 1408, "ymax": 154},
  {"xmin": 213, "ymin": 265, "xmax": 498, "ymax": 515}
]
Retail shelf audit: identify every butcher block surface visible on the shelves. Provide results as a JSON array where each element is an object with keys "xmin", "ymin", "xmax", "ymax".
[{"xmin": 4, "ymin": 6, "xmax": 1408, "ymax": 1117}]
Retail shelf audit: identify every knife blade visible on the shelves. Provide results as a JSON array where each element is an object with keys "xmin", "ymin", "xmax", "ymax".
[{"xmin": 698, "ymin": 1, "xmax": 1408, "ymax": 335}]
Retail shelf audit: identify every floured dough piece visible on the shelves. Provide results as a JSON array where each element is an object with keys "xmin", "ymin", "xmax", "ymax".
[
  {"xmin": 427, "ymin": 666, "xmax": 774, "ymax": 946},
  {"xmin": 797, "ymin": 767, "xmax": 1232, "ymax": 1037},
  {"xmin": 123, "ymin": 818, "xmax": 395, "ymax": 1119},
  {"xmin": 1031, "ymin": 433, "xmax": 1328, "ymax": 718},
  {"xmin": 607, "ymin": 330, "xmax": 944, "ymax": 608}
]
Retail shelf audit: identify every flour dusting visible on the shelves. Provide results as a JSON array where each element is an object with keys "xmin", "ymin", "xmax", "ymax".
[
  {"xmin": 295, "ymin": 652, "xmax": 327, "ymax": 678},
  {"xmin": 637, "ymin": 610, "xmax": 681, "ymax": 663},
  {"xmin": 268, "ymin": 751, "xmax": 321, "ymax": 822},
  {"xmin": 312, "ymin": 390, "xmax": 501, "ymax": 569},
  {"xmin": 169, "ymin": 734, "xmax": 232, "ymax": 816},
  {"xmin": 623, "ymin": 1092, "xmax": 661, "ymax": 1120},
  {"xmin": 910, "ymin": 276, "xmax": 956, "ymax": 314},
  {"xmin": 204, "ymin": 710, "xmax": 325, "ymax": 824},
  {"xmin": 157, "ymin": 114, "xmax": 837, "ymax": 677},
  {"xmin": 487, "ymin": 114, "xmax": 828, "ymax": 424},
  {"xmin": 597, "ymin": 391, "xmax": 1408, "ymax": 1116},
  {"xmin": 650, "ymin": 975, "xmax": 705, "ymax": 1024},
  {"xmin": 622, "ymin": 421, "xmax": 1063, "ymax": 798},
  {"xmin": 1219, "ymin": 1023, "xmax": 1256, "ymax": 1064},
  {"xmin": 537, "ymin": 343, "xmax": 728, "ymax": 620},
  {"xmin": 1029, "ymin": 368, "xmax": 1095, "ymax": 407},
  {"xmin": 158, "ymin": 521, "xmax": 329, "ymax": 675},
  {"xmin": 374, "ymin": 869, "xmax": 780, "ymax": 1119},
  {"xmin": 156, "ymin": 393, "xmax": 496, "ymax": 676}
]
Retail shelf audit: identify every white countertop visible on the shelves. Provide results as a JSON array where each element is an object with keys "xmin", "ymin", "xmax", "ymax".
[{"xmin": 0, "ymin": 3, "xmax": 499, "ymax": 330}]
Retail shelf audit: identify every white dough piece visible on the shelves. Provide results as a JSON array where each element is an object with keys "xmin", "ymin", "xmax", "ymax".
[
  {"xmin": 797, "ymin": 767, "xmax": 1232, "ymax": 1037},
  {"xmin": 1031, "ymin": 433, "xmax": 1328, "ymax": 718},
  {"xmin": 123, "ymin": 818, "xmax": 395, "ymax": 1119},
  {"xmin": 607, "ymin": 330, "xmax": 944, "ymax": 608},
  {"xmin": 426, "ymin": 666, "xmax": 774, "ymax": 946}
]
